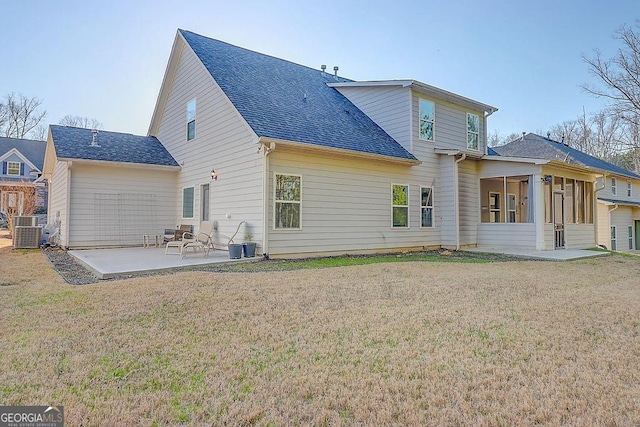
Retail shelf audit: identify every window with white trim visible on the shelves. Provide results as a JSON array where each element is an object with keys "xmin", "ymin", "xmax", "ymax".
[
  {"xmin": 629, "ymin": 225, "xmax": 634, "ymax": 250},
  {"xmin": 421, "ymin": 186, "xmax": 434, "ymax": 227},
  {"xmin": 611, "ymin": 177, "xmax": 617, "ymax": 195},
  {"xmin": 392, "ymin": 184, "xmax": 409, "ymax": 227},
  {"xmin": 275, "ymin": 174, "xmax": 301, "ymax": 229},
  {"xmin": 467, "ymin": 113, "xmax": 479, "ymax": 150},
  {"xmin": 507, "ymin": 193, "xmax": 517, "ymax": 223},
  {"xmin": 627, "ymin": 180, "xmax": 632, "ymax": 197},
  {"xmin": 182, "ymin": 187, "xmax": 194, "ymax": 218},
  {"xmin": 611, "ymin": 226, "xmax": 617, "ymax": 251},
  {"xmin": 7, "ymin": 161, "xmax": 20, "ymax": 176},
  {"xmin": 186, "ymin": 99, "xmax": 196, "ymax": 141},
  {"xmin": 419, "ymin": 99, "xmax": 434, "ymax": 141}
]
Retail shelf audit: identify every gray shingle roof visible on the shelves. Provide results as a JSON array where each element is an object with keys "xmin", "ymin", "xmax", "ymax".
[
  {"xmin": 0, "ymin": 137, "xmax": 46, "ymax": 170},
  {"xmin": 49, "ymin": 125, "xmax": 179, "ymax": 167},
  {"xmin": 179, "ymin": 30, "xmax": 418, "ymax": 162},
  {"xmin": 493, "ymin": 133, "xmax": 640, "ymax": 180}
]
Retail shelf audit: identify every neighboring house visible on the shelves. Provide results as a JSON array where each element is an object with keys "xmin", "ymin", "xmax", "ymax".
[
  {"xmin": 493, "ymin": 133, "xmax": 640, "ymax": 252},
  {"xmin": 42, "ymin": 29, "xmax": 609, "ymax": 254},
  {"xmin": 0, "ymin": 136, "xmax": 47, "ymax": 217}
]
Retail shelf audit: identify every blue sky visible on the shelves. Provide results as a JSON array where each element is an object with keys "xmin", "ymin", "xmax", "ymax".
[{"xmin": 1, "ymin": 0, "xmax": 637, "ymax": 138}]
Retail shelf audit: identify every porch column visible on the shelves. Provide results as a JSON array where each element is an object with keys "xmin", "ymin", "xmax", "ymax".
[{"xmin": 533, "ymin": 173, "xmax": 545, "ymax": 250}]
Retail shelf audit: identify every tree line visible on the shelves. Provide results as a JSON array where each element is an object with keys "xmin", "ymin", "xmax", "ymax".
[
  {"xmin": 0, "ymin": 93, "xmax": 102, "ymax": 140},
  {"xmin": 492, "ymin": 22, "xmax": 640, "ymax": 173}
]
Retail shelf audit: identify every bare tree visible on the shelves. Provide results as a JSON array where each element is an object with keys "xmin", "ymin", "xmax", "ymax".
[
  {"xmin": 487, "ymin": 130, "xmax": 521, "ymax": 147},
  {"xmin": 0, "ymin": 93, "xmax": 47, "ymax": 139},
  {"xmin": 59, "ymin": 115, "xmax": 103, "ymax": 129}
]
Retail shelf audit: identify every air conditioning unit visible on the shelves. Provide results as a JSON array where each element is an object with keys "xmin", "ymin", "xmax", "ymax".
[
  {"xmin": 13, "ymin": 226, "xmax": 42, "ymax": 249},
  {"xmin": 14, "ymin": 216, "xmax": 38, "ymax": 227}
]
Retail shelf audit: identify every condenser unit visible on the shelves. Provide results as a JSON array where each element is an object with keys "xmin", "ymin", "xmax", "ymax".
[
  {"xmin": 13, "ymin": 216, "xmax": 38, "ymax": 227},
  {"xmin": 13, "ymin": 226, "xmax": 42, "ymax": 249}
]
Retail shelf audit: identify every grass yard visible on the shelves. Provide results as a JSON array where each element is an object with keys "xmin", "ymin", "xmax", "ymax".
[{"xmin": 1, "ymin": 247, "xmax": 639, "ymax": 425}]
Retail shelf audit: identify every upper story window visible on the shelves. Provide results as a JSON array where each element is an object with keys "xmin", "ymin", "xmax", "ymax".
[
  {"xmin": 6, "ymin": 161, "xmax": 21, "ymax": 176},
  {"xmin": 186, "ymin": 99, "xmax": 196, "ymax": 141},
  {"xmin": 627, "ymin": 180, "xmax": 632, "ymax": 197},
  {"xmin": 611, "ymin": 177, "xmax": 617, "ymax": 195},
  {"xmin": 419, "ymin": 99, "xmax": 434, "ymax": 141},
  {"xmin": 467, "ymin": 113, "xmax": 479, "ymax": 150}
]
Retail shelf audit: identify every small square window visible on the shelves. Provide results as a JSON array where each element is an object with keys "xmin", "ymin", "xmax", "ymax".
[{"xmin": 7, "ymin": 161, "xmax": 20, "ymax": 176}]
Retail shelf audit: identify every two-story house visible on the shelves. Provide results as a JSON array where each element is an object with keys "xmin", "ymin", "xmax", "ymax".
[
  {"xmin": 43, "ymin": 29, "xmax": 605, "ymax": 254},
  {"xmin": 0, "ymin": 136, "xmax": 47, "ymax": 219}
]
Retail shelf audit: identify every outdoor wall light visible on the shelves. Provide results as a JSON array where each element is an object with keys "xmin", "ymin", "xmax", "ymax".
[{"xmin": 210, "ymin": 169, "xmax": 218, "ymax": 181}]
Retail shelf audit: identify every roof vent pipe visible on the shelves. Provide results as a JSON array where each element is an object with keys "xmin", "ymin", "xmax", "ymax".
[
  {"xmin": 333, "ymin": 66, "xmax": 339, "ymax": 76},
  {"xmin": 91, "ymin": 129, "xmax": 99, "ymax": 147},
  {"xmin": 521, "ymin": 132, "xmax": 525, "ymax": 141},
  {"xmin": 321, "ymin": 64, "xmax": 326, "ymax": 73}
]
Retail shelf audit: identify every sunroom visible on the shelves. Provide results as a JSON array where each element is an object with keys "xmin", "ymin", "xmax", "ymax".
[{"xmin": 477, "ymin": 158, "xmax": 597, "ymax": 250}]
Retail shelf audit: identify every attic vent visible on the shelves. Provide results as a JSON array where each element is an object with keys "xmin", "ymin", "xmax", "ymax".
[
  {"xmin": 91, "ymin": 129, "xmax": 100, "ymax": 147},
  {"xmin": 333, "ymin": 66, "xmax": 339, "ymax": 76},
  {"xmin": 321, "ymin": 64, "xmax": 326, "ymax": 73}
]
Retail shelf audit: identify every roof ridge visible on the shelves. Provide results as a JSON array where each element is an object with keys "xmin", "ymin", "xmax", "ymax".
[{"xmin": 179, "ymin": 29, "xmax": 353, "ymax": 82}]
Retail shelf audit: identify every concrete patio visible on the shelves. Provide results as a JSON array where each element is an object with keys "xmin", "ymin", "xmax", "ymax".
[
  {"xmin": 465, "ymin": 246, "xmax": 611, "ymax": 261},
  {"xmin": 69, "ymin": 246, "xmax": 256, "ymax": 279}
]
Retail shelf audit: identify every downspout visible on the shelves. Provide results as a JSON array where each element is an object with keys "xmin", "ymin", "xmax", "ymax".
[
  {"xmin": 261, "ymin": 141, "xmax": 276, "ymax": 258},
  {"xmin": 593, "ymin": 174, "xmax": 607, "ymax": 247},
  {"xmin": 454, "ymin": 153, "xmax": 466, "ymax": 250},
  {"xmin": 65, "ymin": 161, "xmax": 72, "ymax": 249}
]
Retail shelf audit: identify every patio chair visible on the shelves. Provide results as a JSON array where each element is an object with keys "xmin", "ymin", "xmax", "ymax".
[{"xmin": 165, "ymin": 221, "xmax": 214, "ymax": 258}]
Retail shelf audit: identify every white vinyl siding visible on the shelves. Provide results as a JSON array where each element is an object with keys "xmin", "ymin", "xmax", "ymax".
[
  {"xmin": 67, "ymin": 163, "xmax": 177, "ymax": 248},
  {"xmin": 477, "ymin": 223, "xmax": 536, "ymax": 248},
  {"xmin": 153, "ymin": 38, "xmax": 264, "ymax": 245},
  {"xmin": 413, "ymin": 92, "xmax": 486, "ymax": 154},
  {"xmin": 564, "ymin": 224, "xmax": 596, "ymax": 249},
  {"xmin": 458, "ymin": 160, "xmax": 480, "ymax": 246},
  {"xmin": 49, "ymin": 159, "xmax": 69, "ymax": 247},
  {"xmin": 266, "ymin": 149, "xmax": 440, "ymax": 256},
  {"xmin": 335, "ymin": 85, "xmax": 412, "ymax": 153}
]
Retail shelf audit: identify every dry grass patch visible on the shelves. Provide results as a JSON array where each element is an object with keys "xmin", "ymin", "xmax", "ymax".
[{"xmin": 1, "ymin": 246, "xmax": 640, "ymax": 425}]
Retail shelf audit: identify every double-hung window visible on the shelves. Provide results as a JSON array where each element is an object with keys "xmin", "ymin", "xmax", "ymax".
[
  {"xmin": 611, "ymin": 177, "xmax": 617, "ymax": 195},
  {"xmin": 611, "ymin": 226, "xmax": 617, "ymax": 251},
  {"xmin": 629, "ymin": 225, "xmax": 634, "ymax": 250},
  {"xmin": 421, "ymin": 186, "xmax": 434, "ymax": 227},
  {"xmin": 467, "ymin": 113, "xmax": 479, "ymax": 150},
  {"xmin": 627, "ymin": 181, "xmax": 632, "ymax": 197},
  {"xmin": 275, "ymin": 174, "xmax": 301, "ymax": 229},
  {"xmin": 7, "ymin": 161, "xmax": 20, "ymax": 176},
  {"xmin": 186, "ymin": 99, "xmax": 196, "ymax": 141},
  {"xmin": 182, "ymin": 187, "xmax": 194, "ymax": 218},
  {"xmin": 419, "ymin": 99, "xmax": 434, "ymax": 141},
  {"xmin": 392, "ymin": 184, "xmax": 409, "ymax": 227}
]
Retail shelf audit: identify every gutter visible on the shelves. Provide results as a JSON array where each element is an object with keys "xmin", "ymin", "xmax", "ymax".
[{"xmin": 454, "ymin": 153, "xmax": 466, "ymax": 250}]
